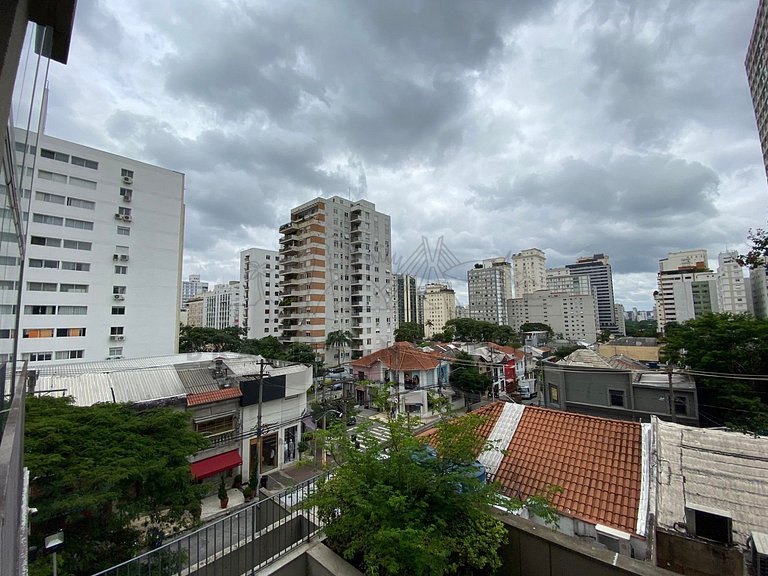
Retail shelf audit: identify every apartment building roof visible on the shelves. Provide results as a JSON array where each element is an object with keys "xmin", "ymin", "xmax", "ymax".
[
  {"xmin": 556, "ymin": 348, "xmax": 614, "ymax": 369},
  {"xmin": 187, "ymin": 387, "xmax": 242, "ymax": 407}
]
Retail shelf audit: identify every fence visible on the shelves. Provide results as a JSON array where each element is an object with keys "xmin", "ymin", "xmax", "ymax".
[{"xmin": 92, "ymin": 475, "xmax": 324, "ymax": 576}]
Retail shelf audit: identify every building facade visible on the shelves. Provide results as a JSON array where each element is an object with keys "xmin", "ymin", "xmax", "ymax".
[
  {"xmin": 7, "ymin": 129, "xmax": 184, "ymax": 365},
  {"xmin": 181, "ymin": 274, "xmax": 209, "ymax": 309},
  {"xmin": 203, "ymin": 281, "xmax": 240, "ymax": 330},
  {"xmin": 716, "ymin": 250, "xmax": 749, "ymax": 314},
  {"xmin": 278, "ymin": 196, "xmax": 394, "ymax": 363},
  {"xmin": 751, "ymin": 265, "xmax": 768, "ymax": 318},
  {"xmin": 508, "ymin": 290, "xmax": 599, "ymax": 343},
  {"xmin": 395, "ymin": 273, "xmax": 420, "ymax": 326},
  {"xmin": 512, "ymin": 248, "xmax": 547, "ymax": 297},
  {"xmin": 240, "ymin": 247, "xmax": 281, "ymax": 338},
  {"xmin": 467, "ymin": 257, "xmax": 513, "ymax": 325},
  {"xmin": 546, "ymin": 267, "xmax": 591, "ymax": 295},
  {"xmin": 422, "ymin": 283, "xmax": 456, "ymax": 338},
  {"xmin": 746, "ymin": 0, "xmax": 768, "ymax": 183},
  {"xmin": 655, "ymin": 249, "xmax": 718, "ymax": 332},
  {"xmin": 565, "ymin": 253, "xmax": 620, "ymax": 335}
]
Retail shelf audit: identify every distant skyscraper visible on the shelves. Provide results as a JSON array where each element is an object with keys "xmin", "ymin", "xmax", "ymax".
[
  {"xmin": 467, "ymin": 257, "xmax": 513, "ymax": 325},
  {"xmin": 655, "ymin": 249, "xmax": 718, "ymax": 332},
  {"xmin": 182, "ymin": 274, "xmax": 209, "ymax": 309},
  {"xmin": 565, "ymin": 254, "xmax": 620, "ymax": 334},
  {"xmin": 395, "ymin": 274, "xmax": 420, "ymax": 325},
  {"xmin": 512, "ymin": 248, "xmax": 547, "ymax": 297},
  {"xmin": 746, "ymin": 0, "xmax": 768, "ymax": 182},
  {"xmin": 716, "ymin": 251, "xmax": 749, "ymax": 314}
]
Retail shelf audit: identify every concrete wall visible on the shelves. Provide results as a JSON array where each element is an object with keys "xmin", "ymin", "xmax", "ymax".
[{"xmin": 655, "ymin": 530, "xmax": 743, "ymax": 576}]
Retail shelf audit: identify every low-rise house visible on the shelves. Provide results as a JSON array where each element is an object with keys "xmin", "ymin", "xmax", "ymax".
[
  {"xmin": 542, "ymin": 349, "xmax": 698, "ymax": 425},
  {"xmin": 653, "ymin": 417, "xmax": 768, "ymax": 576},
  {"xmin": 422, "ymin": 402, "xmax": 651, "ymax": 559},
  {"xmin": 350, "ymin": 342, "xmax": 451, "ymax": 417}
]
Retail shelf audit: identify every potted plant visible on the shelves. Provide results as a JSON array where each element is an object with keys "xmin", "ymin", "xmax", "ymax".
[
  {"xmin": 243, "ymin": 485, "xmax": 254, "ymax": 501},
  {"xmin": 218, "ymin": 476, "xmax": 229, "ymax": 509},
  {"xmin": 232, "ymin": 474, "xmax": 242, "ymax": 489}
]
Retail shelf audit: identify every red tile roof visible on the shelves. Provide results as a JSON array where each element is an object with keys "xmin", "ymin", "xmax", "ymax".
[
  {"xmin": 187, "ymin": 387, "xmax": 242, "ymax": 406},
  {"xmin": 420, "ymin": 402, "xmax": 643, "ymax": 535},
  {"xmin": 351, "ymin": 342, "xmax": 441, "ymax": 371}
]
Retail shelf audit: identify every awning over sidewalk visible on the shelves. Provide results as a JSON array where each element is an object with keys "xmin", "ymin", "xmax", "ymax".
[{"xmin": 190, "ymin": 450, "xmax": 242, "ymax": 480}]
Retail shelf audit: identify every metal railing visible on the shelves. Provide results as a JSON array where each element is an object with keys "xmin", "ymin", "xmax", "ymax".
[{"xmin": 92, "ymin": 474, "xmax": 325, "ymax": 576}]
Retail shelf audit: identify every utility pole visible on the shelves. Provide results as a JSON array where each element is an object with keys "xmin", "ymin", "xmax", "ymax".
[
  {"xmin": 666, "ymin": 362, "xmax": 676, "ymax": 424},
  {"xmin": 256, "ymin": 358, "xmax": 265, "ymax": 477}
]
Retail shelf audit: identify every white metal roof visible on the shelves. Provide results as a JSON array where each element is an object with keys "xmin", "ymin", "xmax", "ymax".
[{"xmin": 655, "ymin": 418, "xmax": 768, "ymax": 548}]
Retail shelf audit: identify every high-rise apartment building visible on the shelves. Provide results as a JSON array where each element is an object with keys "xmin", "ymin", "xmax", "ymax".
[
  {"xmin": 423, "ymin": 283, "xmax": 456, "ymax": 338},
  {"xmin": 746, "ymin": 0, "xmax": 768, "ymax": 182},
  {"xmin": 467, "ymin": 257, "xmax": 513, "ymax": 325},
  {"xmin": 278, "ymin": 196, "xmax": 394, "ymax": 363},
  {"xmin": 181, "ymin": 273, "xmax": 209, "ymax": 309},
  {"xmin": 508, "ymin": 290, "xmax": 598, "ymax": 343},
  {"xmin": 240, "ymin": 247, "xmax": 281, "ymax": 338},
  {"xmin": 6, "ymin": 129, "xmax": 184, "ymax": 365},
  {"xmin": 566, "ymin": 254, "xmax": 620, "ymax": 334},
  {"xmin": 203, "ymin": 281, "xmax": 240, "ymax": 329},
  {"xmin": 512, "ymin": 248, "xmax": 546, "ymax": 297},
  {"xmin": 395, "ymin": 273, "xmax": 420, "ymax": 325},
  {"xmin": 546, "ymin": 267, "xmax": 591, "ymax": 295},
  {"xmin": 655, "ymin": 249, "xmax": 718, "ymax": 332},
  {"xmin": 751, "ymin": 265, "xmax": 768, "ymax": 318},
  {"xmin": 716, "ymin": 251, "xmax": 749, "ymax": 314}
]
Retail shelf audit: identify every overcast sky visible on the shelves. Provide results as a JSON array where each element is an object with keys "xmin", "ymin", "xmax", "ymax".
[{"xmin": 18, "ymin": 0, "xmax": 768, "ymax": 310}]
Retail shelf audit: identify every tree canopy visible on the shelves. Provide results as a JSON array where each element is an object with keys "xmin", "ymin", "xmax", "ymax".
[
  {"xmin": 25, "ymin": 396, "xmax": 209, "ymax": 575},
  {"xmin": 449, "ymin": 351, "xmax": 492, "ymax": 399},
  {"xmin": 519, "ymin": 322, "xmax": 553, "ymax": 336},
  {"xmin": 304, "ymin": 412, "xmax": 557, "ymax": 576},
  {"xmin": 624, "ymin": 320, "xmax": 658, "ymax": 338},
  {"xmin": 442, "ymin": 318, "xmax": 521, "ymax": 347},
  {"xmin": 394, "ymin": 322, "xmax": 424, "ymax": 342},
  {"xmin": 737, "ymin": 226, "xmax": 768, "ymax": 269},
  {"xmin": 179, "ymin": 328, "xmax": 318, "ymax": 367},
  {"xmin": 661, "ymin": 313, "xmax": 768, "ymax": 431}
]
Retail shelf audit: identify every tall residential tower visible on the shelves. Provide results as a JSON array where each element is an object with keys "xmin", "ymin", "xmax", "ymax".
[
  {"xmin": 467, "ymin": 257, "xmax": 513, "ymax": 325},
  {"xmin": 566, "ymin": 253, "xmax": 620, "ymax": 335}
]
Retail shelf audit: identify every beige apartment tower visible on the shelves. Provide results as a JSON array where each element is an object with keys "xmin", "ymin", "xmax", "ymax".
[
  {"xmin": 512, "ymin": 248, "xmax": 547, "ymax": 297},
  {"xmin": 423, "ymin": 283, "xmax": 456, "ymax": 338},
  {"xmin": 278, "ymin": 196, "xmax": 394, "ymax": 364}
]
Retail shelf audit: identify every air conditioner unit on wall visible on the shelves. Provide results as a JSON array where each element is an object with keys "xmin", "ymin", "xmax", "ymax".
[
  {"xmin": 113, "ymin": 294, "xmax": 124, "ymax": 301},
  {"xmin": 122, "ymin": 176, "xmax": 133, "ymax": 184},
  {"xmin": 113, "ymin": 254, "xmax": 119, "ymax": 260},
  {"xmin": 120, "ymin": 255, "xmax": 129, "ymax": 261},
  {"xmin": 114, "ymin": 213, "xmax": 122, "ymax": 219},
  {"xmin": 121, "ymin": 215, "xmax": 132, "ymax": 222}
]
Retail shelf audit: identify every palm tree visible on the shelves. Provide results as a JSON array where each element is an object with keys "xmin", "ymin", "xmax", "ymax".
[{"xmin": 326, "ymin": 330, "xmax": 353, "ymax": 368}]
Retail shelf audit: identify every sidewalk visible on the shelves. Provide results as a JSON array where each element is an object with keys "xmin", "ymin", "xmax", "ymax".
[{"xmin": 200, "ymin": 487, "xmax": 245, "ymax": 522}]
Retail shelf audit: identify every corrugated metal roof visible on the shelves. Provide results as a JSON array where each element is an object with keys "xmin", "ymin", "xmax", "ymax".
[
  {"xmin": 655, "ymin": 419, "xmax": 768, "ymax": 548},
  {"xmin": 557, "ymin": 349, "xmax": 614, "ymax": 368}
]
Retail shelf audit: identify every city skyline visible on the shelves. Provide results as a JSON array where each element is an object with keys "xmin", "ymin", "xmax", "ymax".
[{"xmin": 12, "ymin": 0, "xmax": 767, "ymax": 311}]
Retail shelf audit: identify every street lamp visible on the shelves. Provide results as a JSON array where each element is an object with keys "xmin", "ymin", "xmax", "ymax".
[{"xmin": 44, "ymin": 531, "xmax": 64, "ymax": 576}]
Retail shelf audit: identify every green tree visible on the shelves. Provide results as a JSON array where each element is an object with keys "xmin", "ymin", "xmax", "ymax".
[
  {"xmin": 624, "ymin": 320, "xmax": 658, "ymax": 338},
  {"xmin": 444, "ymin": 318, "xmax": 498, "ymax": 342},
  {"xmin": 179, "ymin": 325, "xmax": 245, "ymax": 352},
  {"xmin": 549, "ymin": 344, "xmax": 586, "ymax": 361},
  {"xmin": 394, "ymin": 322, "xmax": 424, "ymax": 342},
  {"xmin": 326, "ymin": 329, "xmax": 354, "ymax": 367},
  {"xmin": 491, "ymin": 325, "xmax": 521, "ymax": 347},
  {"xmin": 305, "ymin": 413, "xmax": 557, "ymax": 576},
  {"xmin": 519, "ymin": 322, "xmax": 553, "ymax": 338},
  {"xmin": 285, "ymin": 342, "xmax": 317, "ymax": 364},
  {"xmin": 737, "ymin": 226, "xmax": 768, "ymax": 269},
  {"xmin": 25, "ymin": 397, "xmax": 209, "ymax": 575},
  {"xmin": 661, "ymin": 313, "xmax": 768, "ymax": 431},
  {"xmin": 450, "ymin": 351, "xmax": 492, "ymax": 401}
]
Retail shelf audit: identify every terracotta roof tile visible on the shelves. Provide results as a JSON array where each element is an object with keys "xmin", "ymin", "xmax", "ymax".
[
  {"xmin": 187, "ymin": 387, "xmax": 242, "ymax": 406},
  {"xmin": 351, "ymin": 342, "xmax": 442, "ymax": 371}
]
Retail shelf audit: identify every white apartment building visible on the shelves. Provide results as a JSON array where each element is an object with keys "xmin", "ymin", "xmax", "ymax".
[
  {"xmin": 716, "ymin": 250, "xmax": 749, "ymax": 314},
  {"xmin": 512, "ymin": 248, "xmax": 547, "ymax": 297},
  {"xmin": 7, "ymin": 129, "xmax": 184, "ymax": 365},
  {"xmin": 395, "ymin": 273, "xmax": 420, "ymax": 326},
  {"xmin": 181, "ymin": 273, "xmax": 209, "ymax": 309},
  {"xmin": 751, "ymin": 265, "xmax": 768, "ymax": 318},
  {"xmin": 240, "ymin": 247, "xmax": 281, "ymax": 338},
  {"xmin": 508, "ymin": 290, "xmax": 599, "ymax": 343},
  {"xmin": 655, "ymin": 249, "xmax": 718, "ymax": 331},
  {"xmin": 203, "ymin": 281, "xmax": 240, "ymax": 330},
  {"xmin": 423, "ymin": 283, "xmax": 456, "ymax": 338},
  {"xmin": 278, "ymin": 196, "xmax": 394, "ymax": 363},
  {"xmin": 546, "ymin": 267, "xmax": 591, "ymax": 295},
  {"xmin": 467, "ymin": 257, "xmax": 513, "ymax": 325}
]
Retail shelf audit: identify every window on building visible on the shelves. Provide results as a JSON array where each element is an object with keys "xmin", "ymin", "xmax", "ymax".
[
  {"xmin": 113, "ymin": 286, "xmax": 126, "ymax": 294},
  {"xmin": 121, "ymin": 169, "xmax": 134, "ymax": 178},
  {"xmin": 115, "ymin": 265, "xmax": 128, "ymax": 274},
  {"xmin": 30, "ymin": 235, "xmax": 61, "ymax": 247},
  {"xmin": 67, "ymin": 197, "xmax": 95, "ymax": 210},
  {"xmin": 112, "ymin": 306, "xmax": 126, "ymax": 315},
  {"xmin": 61, "ymin": 261, "xmax": 90, "ymax": 271},
  {"xmin": 110, "ymin": 326, "xmax": 124, "ymax": 335},
  {"xmin": 108, "ymin": 347, "xmax": 123, "ymax": 356},
  {"xmin": 71, "ymin": 156, "xmax": 98, "ymax": 170},
  {"xmin": 59, "ymin": 283, "xmax": 88, "ymax": 293},
  {"xmin": 56, "ymin": 328, "xmax": 86, "ymax": 337},
  {"xmin": 62, "ymin": 240, "xmax": 92, "ymax": 251},
  {"xmin": 64, "ymin": 218, "xmax": 94, "ymax": 230},
  {"xmin": 118, "ymin": 206, "xmax": 131, "ymax": 217},
  {"xmin": 549, "ymin": 384, "xmax": 559, "ymax": 404},
  {"xmin": 58, "ymin": 306, "xmax": 87, "ymax": 315},
  {"xmin": 36, "ymin": 191, "xmax": 66, "ymax": 204},
  {"xmin": 23, "ymin": 328, "xmax": 54, "ymax": 338},
  {"xmin": 0, "ymin": 329, "xmax": 14, "ymax": 338},
  {"xmin": 40, "ymin": 149, "xmax": 69, "ymax": 162},
  {"xmin": 674, "ymin": 396, "xmax": 688, "ymax": 416},
  {"xmin": 27, "ymin": 282, "xmax": 57, "ymax": 291},
  {"xmin": 55, "ymin": 350, "xmax": 85, "ymax": 360},
  {"xmin": 24, "ymin": 305, "xmax": 56, "ymax": 315},
  {"xmin": 117, "ymin": 226, "xmax": 130, "ymax": 236},
  {"xmin": 33, "ymin": 213, "xmax": 63, "ymax": 226},
  {"xmin": 609, "ymin": 389, "xmax": 625, "ymax": 407},
  {"xmin": 23, "ymin": 351, "xmax": 52, "ymax": 362},
  {"xmin": 29, "ymin": 258, "xmax": 59, "ymax": 269},
  {"xmin": 194, "ymin": 415, "xmax": 235, "ymax": 438},
  {"xmin": 68, "ymin": 177, "xmax": 97, "ymax": 190}
]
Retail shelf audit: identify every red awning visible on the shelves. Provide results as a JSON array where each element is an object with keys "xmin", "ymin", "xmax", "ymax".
[{"xmin": 190, "ymin": 450, "xmax": 242, "ymax": 480}]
